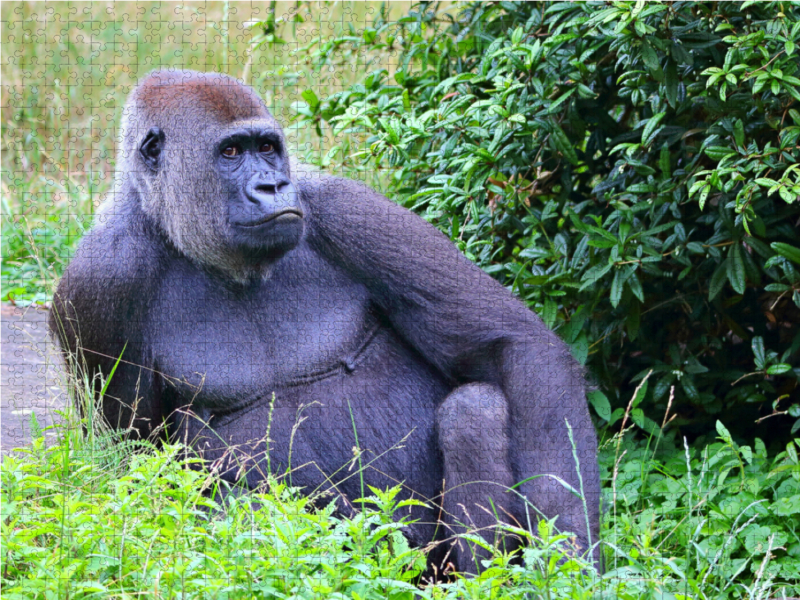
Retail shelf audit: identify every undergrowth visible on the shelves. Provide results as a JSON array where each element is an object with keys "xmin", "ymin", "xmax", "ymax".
[{"xmin": 2, "ymin": 388, "xmax": 799, "ymax": 599}]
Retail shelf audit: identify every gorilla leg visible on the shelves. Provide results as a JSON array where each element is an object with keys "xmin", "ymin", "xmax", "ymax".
[{"xmin": 436, "ymin": 383, "xmax": 519, "ymax": 574}]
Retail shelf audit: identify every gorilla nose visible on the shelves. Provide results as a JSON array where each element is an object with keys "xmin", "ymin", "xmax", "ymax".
[
  {"xmin": 246, "ymin": 178, "xmax": 295, "ymax": 206},
  {"xmin": 255, "ymin": 181, "xmax": 277, "ymax": 193},
  {"xmin": 235, "ymin": 178, "xmax": 301, "ymax": 227},
  {"xmin": 254, "ymin": 180, "xmax": 291, "ymax": 195}
]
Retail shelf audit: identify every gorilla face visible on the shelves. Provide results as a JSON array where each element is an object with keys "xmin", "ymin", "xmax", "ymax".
[
  {"xmin": 215, "ymin": 127, "xmax": 304, "ymax": 263},
  {"xmin": 138, "ymin": 123, "xmax": 304, "ymax": 269}
]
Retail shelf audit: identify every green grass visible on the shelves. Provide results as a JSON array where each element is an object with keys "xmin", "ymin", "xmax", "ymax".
[{"xmin": 3, "ymin": 383, "xmax": 800, "ymax": 599}]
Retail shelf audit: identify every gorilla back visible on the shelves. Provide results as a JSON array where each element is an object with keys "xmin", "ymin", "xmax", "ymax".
[{"xmin": 50, "ymin": 70, "xmax": 600, "ymax": 574}]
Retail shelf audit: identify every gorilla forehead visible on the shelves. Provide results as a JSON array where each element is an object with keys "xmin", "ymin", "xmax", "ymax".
[{"xmin": 133, "ymin": 69, "xmax": 276, "ymax": 126}]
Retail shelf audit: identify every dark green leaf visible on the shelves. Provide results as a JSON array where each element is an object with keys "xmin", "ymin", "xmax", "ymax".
[
  {"xmin": 610, "ymin": 268, "xmax": 623, "ymax": 308},
  {"xmin": 542, "ymin": 297, "xmax": 557, "ymax": 329},
  {"xmin": 752, "ymin": 336, "xmax": 765, "ymax": 370},
  {"xmin": 686, "ymin": 242, "xmax": 705, "ymax": 254},
  {"xmin": 705, "ymin": 146, "xmax": 736, "ymax": 160},
  {"xmin": 709, "ymin": 259, "xmax": 728, "ymax": 301},
  {"xmin": 641, "ymin": 42, "xmax": 660, "ymax": 72},
  {"xmin": 631, "ymin": 380, "xmax": 649, "ymax": 408},
  {"xmin": 772, "ymin": 242, "xmax": 800, "ymax": 265},
  {"xmin": 681, "ymin": 376, "xmax": 699, "ymax": 401},
  {"xmin": 587, "ymin": 390, "xmax": 612, "ymax": 421},
  {"xmin": 767, "ymin": 364, "xmax": 792, "ymax": 375},
  {"xmin": 588, "ymin": 238, "xmax": 617, "ymax": 249},
  {"xmin": 642, "ymin": 112, "xmax": 666, "ymax": 146},
  {"xmin": 550, "ymin": 121, "xmax": 579, "ymax": 165},
  {"xmin": 733, "ymin": 119, "xmax": 744, "ymax": 149},
  {"xmin": 665, "ymin": 60, "xmax": 678, "ymax": 108},
  {"xmin": 570, "ymin": 331, "xmax": 589, "ymax": 365},
  {"xmin": 628, "ymin": 272, "xmax": 644, "ymax": 303},
  {"xmin": 727, "ymin": 244, "xmax": 746, "ymax": 295},
  {"xmin": 659, "ymin": 144, "xmax": 671, "ymax": 176},
  {"xmin": 670, "ymin": 40, "xmax": 693, "ymax": 66},
  {"xmin": 631, "ymin": 409, "xmax": 661, "ymax": 436}
]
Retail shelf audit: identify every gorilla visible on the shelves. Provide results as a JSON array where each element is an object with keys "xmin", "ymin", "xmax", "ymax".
[{"xmin": 50, "ymin": 69, "xmax": 600, "ymax": 575}]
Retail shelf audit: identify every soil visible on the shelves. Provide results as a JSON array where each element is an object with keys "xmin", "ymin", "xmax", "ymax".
[{"xmin": 1, "ymin": 303, "xmax": 67, "ymax": 454}]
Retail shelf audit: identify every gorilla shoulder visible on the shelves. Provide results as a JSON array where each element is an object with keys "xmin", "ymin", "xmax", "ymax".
[{"xmin": 48, "ymin": 182, "xmax": 168, "ymax": 363}]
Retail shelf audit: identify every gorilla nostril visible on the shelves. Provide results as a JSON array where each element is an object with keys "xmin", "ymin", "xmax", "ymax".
[{"xmin": 255, "ymin": 182, "xmax": 277, "ymax": 194}]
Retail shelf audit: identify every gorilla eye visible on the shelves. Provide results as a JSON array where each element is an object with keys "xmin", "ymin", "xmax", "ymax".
[
  {"xmin": 221, "ymin": 145, "xmax": 241, "ymax": 157},
  {"xmin": 259, "ymin": 143, "xmax": 274, "ymax": 154}
]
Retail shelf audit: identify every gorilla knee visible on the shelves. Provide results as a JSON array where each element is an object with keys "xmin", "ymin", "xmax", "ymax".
[
  {"xmin": 437, "ymin": 383, "xmax": 510, "ymax": 471},
  {"xmin": 436, "ymin": 383, "xmax": 519, "ymax": 573}
]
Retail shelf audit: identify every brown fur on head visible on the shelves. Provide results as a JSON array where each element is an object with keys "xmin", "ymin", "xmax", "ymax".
[{"xmin": 114, "ymin": 69, "xmax": 290, "ymax": 282}]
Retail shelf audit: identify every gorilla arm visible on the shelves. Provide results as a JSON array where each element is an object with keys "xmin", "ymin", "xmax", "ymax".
[
  {"xmin": 49, "ymin": 195, "xmax": 165, "ymax": 439},
  {"xmin": 303, "ymin": 176, "xmax": 600, "ymax": 557}
]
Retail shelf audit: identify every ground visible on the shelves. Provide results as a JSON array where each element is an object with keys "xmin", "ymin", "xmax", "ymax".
[{"xmin": 1, "ymin": 303, "xmax": 66, "ymax": 454}]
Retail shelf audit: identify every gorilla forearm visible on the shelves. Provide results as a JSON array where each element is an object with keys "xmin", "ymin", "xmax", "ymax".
[
  {"xmin": 501, "ymin": 341, "xmax": 600, "ymax": 553},
  {"xmin": 50, "ymin": 200, "xmax": 164, "ymax": 437}
]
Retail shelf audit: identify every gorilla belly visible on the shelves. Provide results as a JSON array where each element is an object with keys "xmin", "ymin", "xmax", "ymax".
[{"xmin": 171, "ymin": 323, "xmax": 449, "ymax": 539}]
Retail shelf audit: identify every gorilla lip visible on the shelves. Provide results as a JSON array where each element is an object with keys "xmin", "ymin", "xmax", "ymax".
[{"xmin": 236, "ymin": 208, "xmax": 303, "ymax": 227}]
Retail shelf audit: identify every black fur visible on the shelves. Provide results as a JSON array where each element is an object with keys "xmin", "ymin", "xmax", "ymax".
[{"xmin": 50, "ymin": 70, "xmax": 600, "ymax": 575}]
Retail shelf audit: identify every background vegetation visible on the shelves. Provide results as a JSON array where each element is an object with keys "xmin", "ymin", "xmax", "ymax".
[
  {"xmin": 1, "ymin": 0, "xmax": 399, "ymax": 303},
  {"xmin": 4, "ymin": 392, "xmax": 800, "ymax": 598},
  {"xmin": 2, "ymin": 1, "xmax": 800, "ymax": 598},
  {"xmin": 291, "ymin": 0, "xmax": 800, "ymax": 447}
]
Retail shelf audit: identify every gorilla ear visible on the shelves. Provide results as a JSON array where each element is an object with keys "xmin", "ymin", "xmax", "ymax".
[{"xmin": 139, "ymin": 127, "xmax": 165, "ymax": 171}]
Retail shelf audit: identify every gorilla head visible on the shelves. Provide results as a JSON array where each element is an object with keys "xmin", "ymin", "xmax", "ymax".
[{"xmin": 120, "ymin": 70, "xmax": 303, "ymax": 282}]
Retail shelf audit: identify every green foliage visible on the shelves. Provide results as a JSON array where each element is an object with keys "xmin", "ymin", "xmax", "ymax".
[
  {"xmin": 5, "ymin": 350, "xmax": 799, "ymax": 598},
  {"xmin": 3, "ymin": 411, "xmax": 799, "ymax": 598},
  {"xmin": 1, "ymin": 178, "xmax": 95, "ymax": 306},
  {"xmin": 293, "ymin": 1, "xmax": 800, "ymax": 444},
  {"xmin": 600, "ymin": 426, "xmax": 800, "ymax": 597},
  {"xmin": 1, "ymin": 439, "xmax": 430, "ymax": 599}
]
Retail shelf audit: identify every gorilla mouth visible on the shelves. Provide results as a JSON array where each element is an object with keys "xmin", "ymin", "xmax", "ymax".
[{"xmin": 236, "ymin": 209, "xmax": 304, "ymax": 227}]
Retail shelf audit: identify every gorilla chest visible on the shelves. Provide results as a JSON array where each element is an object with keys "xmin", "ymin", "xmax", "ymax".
[{"xmin": 150, "ymin": 254, "xmax": 378, "ymax": 410}]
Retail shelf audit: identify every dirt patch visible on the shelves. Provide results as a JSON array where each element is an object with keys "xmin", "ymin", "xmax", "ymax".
[{"xmin": 1, "ymin": 303, "xmax": 67, "ymax": 454}]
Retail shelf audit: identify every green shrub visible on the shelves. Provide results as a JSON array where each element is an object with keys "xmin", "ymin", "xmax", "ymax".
[{"xmin": 291, "ymin": 0, "xmax": 800, "ymax": 445}]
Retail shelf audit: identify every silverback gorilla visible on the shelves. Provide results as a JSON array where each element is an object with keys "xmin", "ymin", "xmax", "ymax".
[{"xmin": 50, "ymin": 70, "xmax": 600, "ymax": 574}]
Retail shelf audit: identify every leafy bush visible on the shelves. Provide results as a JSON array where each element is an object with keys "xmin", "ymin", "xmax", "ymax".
[{"xmin": 290, "ymin": 0, "xmax": 800, "ymax": 446}]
